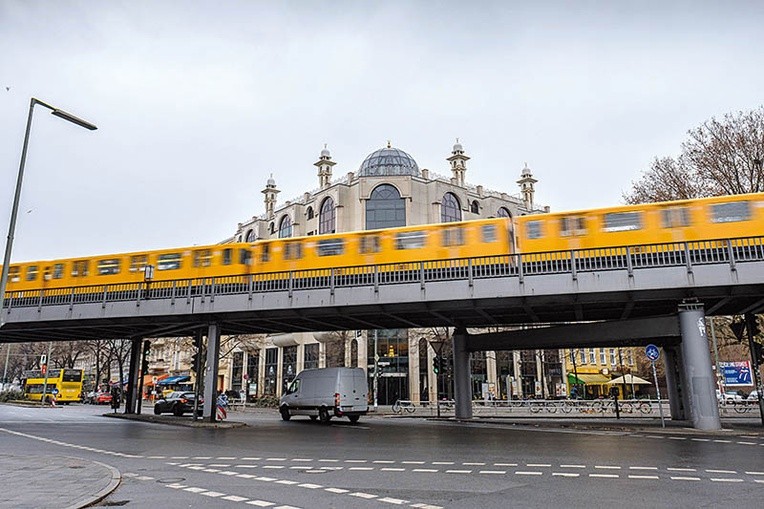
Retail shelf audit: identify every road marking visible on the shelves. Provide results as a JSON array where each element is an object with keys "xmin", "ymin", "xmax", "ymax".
[
  {"xmin": 402, "ymin": 461, "xmax": 426, "ymax": 465},
  {"xmin": 713, "ymin": 440, "xmax": 731, "ymax": 443},
  {"xmin": 235, "ymin": 465, "xmax": 259, "ymax": 468},
  {"xmin": 166, "ymin": 483, "xmax": 186, "ymax": 489},
  {"xmin": 745, "ymin": 471, "xmax": 764, "ymax": 475},
  {"xmin": 242, "ymin": 457, "xmax": 262, "ymax": 461},
  {"xmin": 350, "ymin": 492, "xmax": 377, "ymax": 499},
  {"xmin": 237, "ymin": 474, "xmax": 256, "ymax": 479},
  {"xmin": 246, "ymin": 501, "xmax": 274, "ymax": 507},
  {"xmin": 629, "ymin": 466, "xmax": 658, "ymax": 470},
  {"xmin": 710, "ymin": 478, "xmax": 744, "ymax": 483},
  {"xmin": 446, "ymin": 470, "xmax": 472, "ymax": 474},
  {"xmin": 276, "ymin": 480, "xmax": 298, "ymax": 485},
  {"xmin": 691, "ymin": 438, "xmax": 710, "ymax": 442},
  {"xmin": 432, "ymin": 461, "xmax": 455, "ymax": 465},
  {"xmin": 706, "ymin": 469, "xmax": 737, "ymax": 474},
  {"xmin": 629, "ymin": 475, "xmax": 659, "ymax": 480},
  {"xmin": 374, "ymin": 460, "xmax": 396, "ymax": 464},
  {"xmin": 325, "ymin": 488, "xmax": 349, "ymax": 494},
  {"xmin": 263, "ymin": 466, "xmax": 284, "ymax": 469},
  {"xmin": 463, "ymin": 462, "xmax": 486, "ymax": 466},
  {"xmin": 594, "ymin": 466, "xmax": 621, "ymax": 470},
  {"xmin": 378, "ymin": 497, "xmax": 408, "ymax": 504},
  {"xmin": 184, "ymin": 487, "xmax": 207, "ymax": 493},
  {"xmin": 345, "ymin": 459, "xmax": 367, "ymax": 463},
  {"xmin": 265, "ymin": 457, "xmax": 287, "ymax": 461},
  {"xmin": 319, "ymin": 459, "xmax": 339, "ymax": 462},
  {"xmin": 256, "ymin": 477, "xmax": 277, "ymax": 482},
  {"xmin": 413, "ymin": 469, "xmax": 439, "ymax": 473},
  {"xmin": 201, "ymin": 491, "xmax": 225, "ymax": 497},
  {"xmin": 515, "ymin": 471, "xmax": 543, "ymax": 476},
  {"xmin": 670, "ymin": 476, "xmax": 700, "ymax": 481},
  {"xmin": 292, "ymin": 458, "xmax": 313, "ymax": 462},
  {"xmin": 216, "ymin": 456, "xmax": 236, "ymax": 460},
  {"xmin": 298, "ymin": 483, "xmax": 323, "ymax": 489},
  {"xmin": 590, "ymin": 474, "xmax": 619, "ymax": 478},
  {"xmin": 494, "ymin": 463, "xmax": 518, "ymax": 467},
  {"xmin": 410, "ymin": 504, "xmax": 443, "ymax": 509},
  {"xmin": 667, "ymin": 468, "xmax": 696, "ymax": 472},
  {"xmin": 222, "ymin": 495, "xmax": 249, "ymax": 502},
  {"xmin": 527, "ymin": 463, "xmax": 551, "ymax": 467},
  {"xmin": 479, "ymin": 470, "xmax": 506, "ymax": 475},
  {"xmin": 381, "ymin": 468, "xmax": 406, "ymax": 472},
  {"xmin": 737, "ymin": 442, "xmax": 756, "ymax": 445},
  {"xmin": 560, "ymin": 464, "xmax": 586, "ymax": 468},
  {"xmin": 552, "ymin": 473, "xmax": 579, "ymax": 477},
  {"xmin": 193, "ymin": 456, "xmax": 212, "ymax": 460},
  {"xmin": 668, "ymin": 437, "xmax": 686, "ymax": 440},
  {"xmin": 135, "ymin": 475, "xmax": 154, "ymax": 481},
  {"xmin": 349, "ymin": 467, "xmax": 374, "ymax": 471}
]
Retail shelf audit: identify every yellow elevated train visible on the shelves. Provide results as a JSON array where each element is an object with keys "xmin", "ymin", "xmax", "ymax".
[{"xmin": 2, "ymin": 193, "xmax": 763, "ymax": 295}]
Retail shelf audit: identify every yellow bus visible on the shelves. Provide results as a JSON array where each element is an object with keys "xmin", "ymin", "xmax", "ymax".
[{"xmin": 22, "ymin": 368, "xmax": 84, "ymax": 404}]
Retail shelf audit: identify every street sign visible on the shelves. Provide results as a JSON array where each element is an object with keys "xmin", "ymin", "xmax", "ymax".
[
  {"xmin": 645, "ymin": 344, "xmax": 660, "ymax": 361},
  {"xmin": 40, "ymin": 354, "xmax": 46, "ymax": 366}
]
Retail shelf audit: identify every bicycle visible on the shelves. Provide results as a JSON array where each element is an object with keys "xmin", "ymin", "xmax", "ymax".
[{"xmin": 391, "ymin": 399, "xmax": 416, "ymax": 414}]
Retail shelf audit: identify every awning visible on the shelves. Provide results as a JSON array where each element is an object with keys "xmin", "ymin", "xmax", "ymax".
[
  {"xmin": 575, "ymin": 373, "xmax": 611, "ymax": 384},
  {"xmin": 157, "ymin": 375, "xmax": 191, "ymax": 386},
  {"xmin": 607, "ymin": 374, "xmax": 651, "ymax": 385},
  {"xmin": 567, "ymin": 373, "xmax": 585, "ymax": 385}
]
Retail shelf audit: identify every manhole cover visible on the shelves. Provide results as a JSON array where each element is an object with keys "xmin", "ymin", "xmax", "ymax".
[
  {"xmin": 157, "ymin": 478, "xmax": 186, "ymax": 483},
  {"xmin": 68, "ymin": 465, "xmax": 85, "ymax": 469}
]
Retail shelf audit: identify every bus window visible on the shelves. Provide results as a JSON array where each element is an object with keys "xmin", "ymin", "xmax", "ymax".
[
  {"xmin": 193, "ymin": 249, "xmax": 212, "ymax": 267},
  {"xmin": 261, "ymin": 244, "xmax": 270, "ymax": 263},
  {"xmin": 395, "ymin": 231, "xmax": 426, "ymax": 250},
  {"xmin": 9, "ymin": 266, "xmax": 20, "ymax": 282},
  {"xmin": 52, "ymin": 263, "xmax": 64, "ymax": 279},
  {"xmin": 660, "ymin": 207, "xmax": 691, "ymax": 228},
  {"xmin": 222, "ymin": 248, "xmax": 232, "ymax": 265},
  {"xmin": 97, "ymin": 259, "xmax": 121, "ymax": 275},
  {"xmin": 710, "ymin": 201, "xmax": 751, "ymax": 223},
  {"xmin": 129, "ymin": 255, "xmax": 148, "ymax": 272},
  {"xmin": 317, "ymin": 239, "xmax": 344, "ymax": 256},
  {"xmin": 526, "ymin": 221, "xmax": 543, "ymax": 239},
  {"xmin": 239, "ymin": 248, "xmax": 251, "ymax": 265},
  {"xmin": 360, "ymin": 235, "xmax": 381, "ymax": 254},
  {"xmin": 284, "ymin": 242, "xmax": 303, "ymax": 260},
  {"xmin": 560, "ymin": 216, "xmax": 586, "ymax": 236},
  {"xmin": 72, "ymin": 260, "xmax": 89, "ymax": 277},
  {"xmin": 26, "ymin": 265, "xmax": 38, "ymax": 281},
  {"xmin": 481, "ymin": 224, "xmax": 497, "ymax": 243},
  {"xmin": 603, "ymin": 211, "xmax": 643, "ymax": 232},
  {"xmin": 157, "ymin": 253, "xmax": 182, "ymax": 271},
  {"xmin": 442, "ymin": 227, "xmax": 465, "ymax": 247}
]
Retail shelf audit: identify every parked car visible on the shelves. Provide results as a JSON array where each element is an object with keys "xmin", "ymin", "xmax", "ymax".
[
  {"xmin": 716, "ymin": 390, "xmax": 743, "ymax": 403},
  {"xmin": 153, "ymin": 391, "xmax": 203, "ymax": 416},
  {"xmin": 93, "ymin": 391, "xmax": 113, "ymax": 405},
  {"xmin": 747, "ymin": 390, "xmax": 759, "ymax": 402},
  {"xmin": 279, "ymin": 367, "xmax": 368, "ymax": 424}
]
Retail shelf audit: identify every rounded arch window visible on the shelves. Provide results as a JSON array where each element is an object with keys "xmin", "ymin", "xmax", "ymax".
[
  {"xmin": 319, "ymin": 197, "xmax": 336, "ymax": 234},
  {"xmin": 497, "ymin": 207, "xmax": 511, "ymax": 218},
  {"xmin": 366, "ymin": 184, "xmax": 406, "ymax": 229},
  {"xmin": 245, "ymin": 229, "xmax": 256, "ymax": 242},
  {"xmin": 441, "ymin": 192, "xmax": 461, "ymax": 222},
  {"xmin": 306, "ymin": 206, "xmax": 315, "ymax": 220},
  {"xmin": 278, "ymin": 215, "xmax": 293, "ymax": 238},
  {"xmin": 470, "ymin": 200, "xmax": 480, "ymax": 214}
]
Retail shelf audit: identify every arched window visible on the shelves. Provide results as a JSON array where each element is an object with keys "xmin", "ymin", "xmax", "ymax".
[
  {"xmin": 319, "ymin": 197, "xmax": 336, "ymax": 234},
  {"xmin": 278, "ymin": 215, "xmax": 293, "ymax": 238},
  {"xmin": 497, "ymin": 207, "xmax": 511, "ymax": 218},
  {"xmin": 269, "ymin": 222, "xmax": 275, "ymax": 235},
  {"xmin": 245, "ymin": 229, "xmax": 256, "ymax": 242},
  {"xmin": 366, "ymin": 184, "xmax": 406, "ymax": 229},
  {"xmin": 441, "ymin": 192, "xmax": 461, "ymax": 222},
  {"xmin": 306, "ymin": 207, "xmax": 314, "ymax": 220},
  {"xmin": 470, "ymin": 201, "xmax": 480, "ymax": 214}
]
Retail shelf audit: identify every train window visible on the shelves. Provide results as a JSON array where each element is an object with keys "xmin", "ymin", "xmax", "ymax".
[
  {"xmin": 129, "ymin": 255, "xmax": 148, "ymax": 272},
  {"xmin": 239, "ymin": 248, "xmax": 251, "ymax": 265},
  {"xmin": 526, "ymin": 221, "xmax": 543, "ymax": 239},
  {"xmin": 710, "ymin": 201, "xmax": 751, "ymax": 223},
  {"xmin": 560, "ymin": 216, "xmax": 586, "ymax": 236},
  {"xmin": 360, "ymin": 235, "xmax": 381, "ymax": 254},
  {"xmin": 26, "ymin": 265, "xmax": 38, "ymax": 281},
  {"xmin": 97, "ymin": 259, "xmax": 121, "ymax": 275},
  {"xmin": 72, "ymin": 260, "xmax": 89, "ymax": 277},
  {"xmin": 283, "ymin": 242, "xmax": 303, "ymax": 260},
  {"xmin": 660, "ymin": 207, "xmax": 691, "ymax": 228},
  {"xmin": 157, "ymin": 253, "xmax": 181, "ymax": 271},
  {"xmin": 317, "ymin": 239, "xmax": 345, "ymax": 256},
  {"xmin": 603, "ymin": 211, "xmax": 642, "ymax": 232},
  {"xmin": 9, "ymin": 266, "xmax": 20, "ymax": 282},
  {"xmin": 261, "ymin": 244, "xmax": 270, "ymax": 263},
  {"xmin": 193, "ymin": 249, "xmax": 212, "ymax": 268},
  {"xmin": 395, "ymin": 231, "xmax": 427, "ymax": 250},
  {"xmin": 222, "ymin": 248, "xmax": 232, "ymax": 265},
  {"xmin": 442, "ymin": 227, "xmax": 465, "ymax": 247},
  {"xmin": 481, "ymin": 224, "xmax": 497, "ymax": 243},
  {"xmin": 52, "ymin": 263, "xmax": 64, "ymax": 279}
]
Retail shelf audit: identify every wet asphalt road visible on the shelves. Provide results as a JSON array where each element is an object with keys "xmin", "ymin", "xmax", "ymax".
[{"xmin": 1, "ymin": 404, "xmax": 763, "ymax": 508}]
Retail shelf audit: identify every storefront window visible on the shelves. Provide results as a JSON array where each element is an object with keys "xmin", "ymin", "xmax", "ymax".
[
  {"xmin": 264, "ymin": 348, "xmax": 278, "ymax": 395},
  {"xmin": 304, "ymin": 344, "xmax": 319, "ymax": 370}
]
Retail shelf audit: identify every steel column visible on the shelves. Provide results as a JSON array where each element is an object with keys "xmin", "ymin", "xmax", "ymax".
[
  {"xmin": 203, "ymin": 322, "xmax": 221, "ymax": 422},
  {"xmin": 678, "ymin": 304, "xmax": 721, "ymax": 430},
  {"xmin": 124, "ymin": 337, "xmax": 142, "ymax": 414},
  {"xmin": 452, "ymin": 328, "xmax": 472, "ymax": 419}
]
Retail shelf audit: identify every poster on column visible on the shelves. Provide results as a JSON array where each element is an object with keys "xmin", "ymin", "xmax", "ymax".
[{"xmin": 719, "ymin": 361, "xmax": 752, "ymax": 386}]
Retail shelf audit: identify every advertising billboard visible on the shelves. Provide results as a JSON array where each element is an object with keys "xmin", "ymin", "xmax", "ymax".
[{"xmin": 719, "ymin": 361, "xmax": 752, "ymax": 386}]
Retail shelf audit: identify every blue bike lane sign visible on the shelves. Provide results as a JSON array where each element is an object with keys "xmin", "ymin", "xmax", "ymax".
[{"xmin": 645, "ymin": 344, "xmax": 660, "ymax": 362}]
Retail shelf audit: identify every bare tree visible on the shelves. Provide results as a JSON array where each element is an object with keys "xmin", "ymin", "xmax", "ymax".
[{"xmin": 624, "ymin": 106, "xmax": 764, "ymax": 204}]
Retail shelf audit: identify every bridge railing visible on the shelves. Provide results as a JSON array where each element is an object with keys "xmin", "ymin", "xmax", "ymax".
[{"xmin": 3, "ymin": 236, "xmax": 763, "ymax": 311}]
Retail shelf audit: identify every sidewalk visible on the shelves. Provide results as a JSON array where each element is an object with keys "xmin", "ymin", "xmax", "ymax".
[{"xmin": 0, "ymin": 454, "xmax": 120, "ymax": 509}]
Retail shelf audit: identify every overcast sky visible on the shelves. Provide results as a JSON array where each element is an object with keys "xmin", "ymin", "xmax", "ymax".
[{"xmin": 2, "ymin": 1, "xmax": 763, "ymax": 262}]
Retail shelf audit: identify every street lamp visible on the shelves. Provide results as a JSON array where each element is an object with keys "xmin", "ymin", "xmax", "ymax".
[{"xmin": 0, "ymin": 98, "xmax": 96, "ymax": 327}]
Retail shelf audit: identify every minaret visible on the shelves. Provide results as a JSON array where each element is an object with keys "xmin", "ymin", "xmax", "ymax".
[
  {"xmin": 262, "ymin": 173, "xmax": 280, "ymax": 219},
  {"xmin": 314, "ymin": 144, "xmax": 336, "ymax": 189},
  {"xmin": 446, "ymin": 138, "xmax": 469, "ymax": 187},
  {"xmin": 517, "ymin": 163, "xmax": 537, "ymax": 210}
]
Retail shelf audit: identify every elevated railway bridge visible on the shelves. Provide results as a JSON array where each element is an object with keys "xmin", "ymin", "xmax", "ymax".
[{"xmin": 2, "ymin": 236, "xmax": 764, "ymax": 430}]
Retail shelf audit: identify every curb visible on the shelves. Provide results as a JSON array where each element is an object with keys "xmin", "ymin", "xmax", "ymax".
[
  {"xmin": 103, "ymin": 412, "xmax": 246, "ymax": 428},
  {"xmin": 63, "ymin": 458, "xmax": 121, "ymax": 509}
]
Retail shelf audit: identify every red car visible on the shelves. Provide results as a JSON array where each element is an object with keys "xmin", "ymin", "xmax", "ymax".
[{"xmin": 94, "ymin": 391, "xmax": 113, "ymax": 405}]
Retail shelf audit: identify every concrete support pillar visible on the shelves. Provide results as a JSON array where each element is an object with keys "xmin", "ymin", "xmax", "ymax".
[
  {"xmin": 357, "ymin": 334, "xmax": 367, "ymax": 374},
  {"xmin": 486, "ymin": 350, "xmax": 498, "ymax": 389},
  {"xmin": 663, "ymin": 346, "xmax": 686, "ymax": 420},
  {"xmin": 427, "ymin": 343, "xmax": 437, "ymax": 403},
  {"xmin": 678, "ymin": 304, "xmax": 721, "ymax": 430},
  {"xmin": 409, "ymin": 335, "xmax": 420, "ymax": 404},
  {"xmin": 203, "ymin": 322, "xmax": 221, "ymax": 422},
  {"xmin": 452, "ymin": 328, "xmax": 472, "ymax": 419},
  {"xmin": 124, "ymin": 337, "xmax": 142, "ymax": 414}
]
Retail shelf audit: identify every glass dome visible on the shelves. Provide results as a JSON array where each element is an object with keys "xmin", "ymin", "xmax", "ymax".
[{"xmin": 358, "ymin": 146, "xmax": 420, "ymax": 177}]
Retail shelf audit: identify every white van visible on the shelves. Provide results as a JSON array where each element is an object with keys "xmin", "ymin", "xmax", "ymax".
[{"xmin": 279, "ymin": 367, "xmax": 369, "ymax": 424}]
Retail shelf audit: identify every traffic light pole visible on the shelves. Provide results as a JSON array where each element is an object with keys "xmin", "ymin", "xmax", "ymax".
[{"xmin": 744, "ymin": 313, "xmax": 764, "ymax": 426}]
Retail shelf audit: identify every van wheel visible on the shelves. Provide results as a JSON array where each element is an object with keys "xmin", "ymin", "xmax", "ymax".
[
  {"xmin": 348, "ymin": 415, "xmax": 360, "ymax": 424},
  {"xmin": 280, "ymin": 406, "xmax": 291, "ymax": 421},
  {"xmin": 173, "ymin": 404, "xmax": 183, "ymax": 417},
  {"xmin": 318, "ymin": 407, "xmax": 331, "ymax": 424}
]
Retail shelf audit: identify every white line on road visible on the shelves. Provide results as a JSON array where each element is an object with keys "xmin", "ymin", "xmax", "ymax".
[
  {"xmin": 629, "ymin": 466, "xmax": 658, "ymax": 470},
  {"xmin": 589, "ymin": 474, "xmax": 619, "ymax": 478},
  {"xmin": 515, "ymin": 471, "xmax": 543, "ymax": 476},
  {"xmin": 710, "ymin": 478, "xmax": 744, "ymax": 483},
  {"xmin": 552, "ymin": 473, "xmax": 579, "ymax": 478},
  {"xmin": 628, "ymin": 475, "xmax": 659, "ymax": 480},
  {"xmin": 412, "ymin": 469, "xmax": 439, "ymax": 473},
  {"xmin": 479, "ymin": 470, "xmax": 506, "ymax": 475},
  {"xmin": 667, "ymin": 468, "xmax": 696, "ymax": 472},
  {"xmin": 706, "ymin": 469, "xmax": 737, "ymax": 474},
  {"xmin": 445, "ymin": 470, "xmax": 472, "ymax": 474},
  {"xmin": 670, "ymin": 476, "xmax": 700, "ymax": 481}
]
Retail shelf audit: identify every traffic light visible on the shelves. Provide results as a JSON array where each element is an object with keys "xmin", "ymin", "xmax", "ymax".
[
  {"xmin": 432, "ymin": 356, "xmax": 440, "ymax": 374},
  {"xmin": 141, "ymin": 341, "xmax": 151, "ymax": 373}
]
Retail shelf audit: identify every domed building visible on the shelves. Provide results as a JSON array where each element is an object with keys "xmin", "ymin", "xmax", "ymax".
[{"xmin": 224, "ymin": 141, "xmax": 556, "ymax": 405}]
